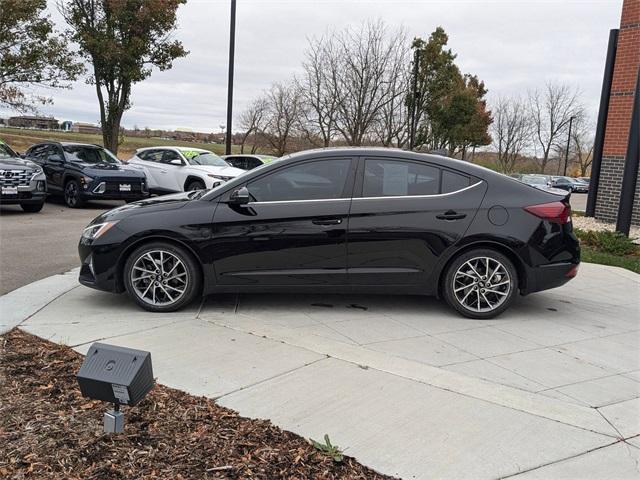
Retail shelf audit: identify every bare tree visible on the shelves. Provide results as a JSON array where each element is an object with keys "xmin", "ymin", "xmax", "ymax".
[
  {"xmin": 263, "ymin": 82, "xmax": 303, "ymax": 157},
  {"xmin": 528, "ymin": 83, "xmax": 583, "ymax": 173},
  {"xmin": 491, "ymin": 96, "xmax": 531, "ymax": 173},
  {"xmin": 320, "ymin": 21, "xmax": 409, "ymax": 146},
  {"xmin": 298, "ymin": 35, "xmax": 340, "ymax": 147},
  {"xmin": 571, "ymin": 117, "xmax": 595, "ymax": 177},
  {"xmin": 238, "ymin": 97, "xmax": 267, "ymax": 153}
]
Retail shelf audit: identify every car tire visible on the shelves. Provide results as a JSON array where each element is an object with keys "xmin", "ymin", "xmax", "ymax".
[
  {"xmin": 443, "ymin": 248, "xmax": 518, "ymax": 319},
  {"xmin": 21, "ymin": 202, "xmax": 44, "ymax": 213},
  {"xmin": 186, "ymin": 179, "xmax": 205, "ymax": 191},
  {"xmin": 123, "ymin": 241, "xmax": 202, "ymax": 312},
  {"xmin": 64, "ymin": 179, "xmax": 84, "ymax": 208}
]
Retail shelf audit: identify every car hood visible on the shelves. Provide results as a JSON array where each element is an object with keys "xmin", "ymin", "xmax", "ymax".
[
  {"xmin": 73, "ymin": 162, "xmax": 145, "ymax": 178},
  {"xmin": 187, "ymin": 164, "xmax": 245, "ymax": 177},
  {"xmin": 96, "ymin": 191, "xmax": 197, "ymax": 223},
  {"xmin": 0, "ymin": 156, "xmax": 40, "ymax": 171}
]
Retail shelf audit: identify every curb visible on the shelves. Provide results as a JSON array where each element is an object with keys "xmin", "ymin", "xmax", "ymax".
[{"xmin": 0, "ymin": 268, "xmax": 80, "ymax": 334}]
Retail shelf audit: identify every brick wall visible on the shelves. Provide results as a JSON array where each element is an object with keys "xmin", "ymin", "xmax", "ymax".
[{"xmin": 595, "ymin": 0, "xmax": 640, "ymax": 225}]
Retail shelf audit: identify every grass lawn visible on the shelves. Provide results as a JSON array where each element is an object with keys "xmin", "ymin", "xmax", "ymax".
[
  {"xmin": 0, "ymin": 127, "xmax": 247, "ymax": 160},
  {"xmin": 0, "ymin": 329, "xmax": 390, "ymax": 479},
  {"xmin": 581, "ymin": 246, "xmax": 640, "ymax": 274}
]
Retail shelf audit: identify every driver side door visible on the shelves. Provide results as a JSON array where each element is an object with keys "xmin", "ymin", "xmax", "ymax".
[{"xmin": 210, "ymin": 157, "xmax": 356, "ymax": 286}]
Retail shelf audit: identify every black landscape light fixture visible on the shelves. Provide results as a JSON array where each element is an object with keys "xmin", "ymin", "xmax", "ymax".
[{"xmin": 77, "ymin": 343, "xmax": 154, "ymax": 433}]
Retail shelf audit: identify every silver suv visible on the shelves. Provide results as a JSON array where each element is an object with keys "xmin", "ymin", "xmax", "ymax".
[{"xmin": 0, "ymin": 140, "xmax": 47, "ymax": 212}]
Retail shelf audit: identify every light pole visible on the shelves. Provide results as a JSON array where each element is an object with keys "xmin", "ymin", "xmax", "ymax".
[
  {"xmin": 225, "ymin": 0, "xmax": 237, "ymax": 156},
  {"xmin": 563, "ymin": 115, "xmax": 575, "ymax": 177}
]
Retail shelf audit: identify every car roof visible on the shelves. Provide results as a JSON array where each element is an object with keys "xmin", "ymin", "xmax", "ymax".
[{"xmin": 136, "ymin": 146, "xmax": 210, "ymax": 153}]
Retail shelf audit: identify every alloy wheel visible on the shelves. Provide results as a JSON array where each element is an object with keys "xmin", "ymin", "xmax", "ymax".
[
  {"xmin": 65, "ymin": 182, "xmax": 78, "ymax": 207},
  {"xmin": 130, "ymin": 250, "xmax": 189, "ymax": 306},
  {"xmin": 452, "ymin": 256, "xmax": 511, "ymax": 313}
]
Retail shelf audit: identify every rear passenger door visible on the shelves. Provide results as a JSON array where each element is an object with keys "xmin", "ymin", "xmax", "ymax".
[{"xmin": 347, "ymin": 157, "xmax": 486, "ymax": 286}]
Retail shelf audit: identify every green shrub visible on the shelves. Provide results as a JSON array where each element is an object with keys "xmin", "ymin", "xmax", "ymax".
[{"xmin": 574, "ymin": 228, "xmax": 639, "ymax": 256}]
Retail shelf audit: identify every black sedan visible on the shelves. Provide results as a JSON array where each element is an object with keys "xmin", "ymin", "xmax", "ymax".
[
  {"xmin": 78, "ymin": 148, "xmax": 580, "ymax": 319},
  {"xmin": 25, "ymin": 142, "xmax": 149, "ymax": 208}
]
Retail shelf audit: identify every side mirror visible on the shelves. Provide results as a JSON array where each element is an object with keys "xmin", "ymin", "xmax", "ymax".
[
  {"xmin": 169, "ymin": 159, "xmax": 183, "ymax": 166},
  {"xmin": 229, "ymin": 186, "xmax": 250, "ymax": 205}
]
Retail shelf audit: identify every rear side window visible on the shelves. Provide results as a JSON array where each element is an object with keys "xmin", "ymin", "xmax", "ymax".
[
  {"xmin": 139, "ymin": 150, "xmax": 164, "ymax": 163},
  {"xmin": 249, "ymin": 159, "xmax": 352, "ymax": 202},
  {"xmin": 441, "ymin": 170, "xmax": 470, "ymax": 193},
  {"xmin": 363, "ymin": 159, "xmax": 440, "ymax": 197}
]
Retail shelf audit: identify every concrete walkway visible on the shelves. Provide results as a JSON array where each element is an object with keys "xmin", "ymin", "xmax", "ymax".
[{"xmin": 2, "ymin": 263, "xmax": 639, "ymax": 479}]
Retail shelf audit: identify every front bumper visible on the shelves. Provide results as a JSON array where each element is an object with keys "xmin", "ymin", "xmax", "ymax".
[
  {"xmin": 0, "ymin": 186, "xmax": 47, "ymax": 205},
  {"xmin": 78, "ymin": 234, "xmax": 126, "ymax": 293}
]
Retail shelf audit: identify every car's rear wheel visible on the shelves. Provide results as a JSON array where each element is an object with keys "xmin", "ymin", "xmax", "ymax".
[
  {"xmin": 124, "ymin": 242, "xmax": 202, "ymax": 312},
  {"xmin": 443, "ymin": 249, "xmax": 518, "ymax": 319},
  {"xmin": 21, "ymin": 202, "xmax": 44, "ymax": 213},
  {"xmin": 64, "ymin": 179, "xmax": 84, "ymax": 208},
  {"xmin": 186, "ymin": 179, "xmax": 205, "ymax": 191}
]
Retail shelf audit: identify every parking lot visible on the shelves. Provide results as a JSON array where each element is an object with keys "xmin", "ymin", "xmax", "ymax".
[{"xmin": 0, "ymin": 199, "xmax": 119, "ymax": 294}]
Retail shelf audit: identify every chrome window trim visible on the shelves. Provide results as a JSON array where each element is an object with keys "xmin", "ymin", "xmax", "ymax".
[
  {"xmin": 247, "ymin": 198, "xmax": 351, "ymax": 206},
  {"xmin": 354, "ymin": 180, "xmax": 482, "ymax": 201},
  {"xmin": 244, "ymin": 181, "xmax": 481, "ymax": 205}
]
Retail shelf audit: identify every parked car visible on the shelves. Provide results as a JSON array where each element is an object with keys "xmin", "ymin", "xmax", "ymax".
[
  {"xmin": 25, "ymin": 142, "xmax": 149, "ymax": 208},
  {"xmin": 0, "ymin": 140, "xmax": 47, "ymax": 212},
  {"xmin": 222, "ymin": 154, "xmax": 278, "ymax": 171},
  {"xmin": 578, "ymin": 177, "xmax": 590, "ymax": 186},
  {"xmin": 78, "ymin": 148, "xmax": 580, "ymax": 319},
  {"xmin": 520, "ymin": 174, "xmax": 550, "ymax": 189},
  {"xmin": 128, "ymin": 147, "xmax": 245, "ymax": 194},
  {"xmin": 552, "ymin": 176, "xmax": 589, "ymax": 193}
]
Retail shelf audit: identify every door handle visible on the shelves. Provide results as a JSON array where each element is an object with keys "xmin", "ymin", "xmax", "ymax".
[
  {"xmin": 312, "ymin": 217, "xmax": 343, "ymax": 226},
  {"xmin": 436, "ymin": 210, "xmax": 467, "ymax": 221}
]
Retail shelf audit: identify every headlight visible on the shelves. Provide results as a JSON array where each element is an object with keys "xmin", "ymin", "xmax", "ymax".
[
  {"xmin": 82, "ymin": 221, "xmax": 118, "ymax": 241},
  {"xmin": 80, "ymin": 175, "xmax": 94, "ymax": 189},
  {"xmin": 207, "ymin": 174, "xmax": 233, "ymax": 182},
  {"xmin": 30, "ymin": 166, "xmax": 44, "ymax": 180}
]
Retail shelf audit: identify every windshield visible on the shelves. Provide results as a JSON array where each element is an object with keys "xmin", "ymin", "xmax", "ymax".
[
  {"xmin": 63, "ymin": 145, "xmax": 120, "ymax": 164},
  {"xmin": 0, "ymin": 142, "xmax": 17, "ymax": 159},
  {"xmin": 183, "ymin": 151, "xmax": 228, "ymax": 167}
]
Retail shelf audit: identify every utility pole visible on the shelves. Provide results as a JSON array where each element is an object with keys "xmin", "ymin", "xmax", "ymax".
[
  {"xmin": 225, "ymin": 0, "xmax": 237, "ymax": 156},
  {"xmin": 408, "ymin": 48, "xmax": 420, "ymax": 151},
  {"xmin": 562, "ymin": 116, "xmax": 574, "ymax": 177}
]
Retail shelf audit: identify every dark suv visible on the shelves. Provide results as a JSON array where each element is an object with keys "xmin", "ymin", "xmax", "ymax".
[
  {"xmin": 0, "ymin": 140, "xmax": 47, "ymax": 212},
  {"xmin": 25, "ymin": 142, "xmax": 149, "ymax": 208}
]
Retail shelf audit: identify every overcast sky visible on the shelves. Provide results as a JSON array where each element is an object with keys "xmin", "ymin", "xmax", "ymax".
[{"xmin": 3, "ymin": 0, "xmax": 623, "ymax": 132}]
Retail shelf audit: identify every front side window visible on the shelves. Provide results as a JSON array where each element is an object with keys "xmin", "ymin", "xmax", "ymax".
[
  {"xmin": 249, "ymin": 159, "xmax": 351, "ymax": 202},
  {"xmin": 363, "ymin": 159, "xmax": 440, "ymax": 197},
  {"xmin": 63, "ymin": 146, "xmax": 120, "ymax": 164},
  {"xmin": 161, "ymin": 150, "xmax": 183, "ymax": 164}
]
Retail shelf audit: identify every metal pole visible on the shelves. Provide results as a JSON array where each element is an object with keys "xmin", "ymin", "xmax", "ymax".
[
  {"xmin": 586, "ymin": 29, "xmax": 619, "ymax": 217},
  {"xmin": 563, "ymin": 116, "xmax": 574, "ymax": 177},
  {"xmin": 615, "ymin": 66, "xmax": 640, "ymax": 236},
  {"xmin": 225, "ymin": 0, "xmax": 237, "ymax": 156},
  {"xmin": 409, "ymin": 48, "xmax": 420, "ymax": 151}
]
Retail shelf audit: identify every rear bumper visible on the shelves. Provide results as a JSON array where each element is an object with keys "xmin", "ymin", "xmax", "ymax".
[{"xmin": 522, "ymin": 261, "xmax": 579, "ymax": 295}]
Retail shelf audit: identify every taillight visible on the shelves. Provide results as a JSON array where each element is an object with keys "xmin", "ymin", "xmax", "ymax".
[{"xmin": 524, "ymin": 201, "xmax": 571, "ymax": 224}]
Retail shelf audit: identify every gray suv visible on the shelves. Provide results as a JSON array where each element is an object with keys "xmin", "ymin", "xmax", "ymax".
[{"xmin": 0, "ymin": 140, "xmax": 47, "ymax": 212}]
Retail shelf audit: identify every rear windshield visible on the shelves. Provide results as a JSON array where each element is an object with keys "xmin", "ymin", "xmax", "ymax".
[{"xmin": 64, "ymin": 146, "xmax": 120, "ymax": 164}]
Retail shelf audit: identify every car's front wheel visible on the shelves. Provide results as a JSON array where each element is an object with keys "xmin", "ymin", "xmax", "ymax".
[
  {"xmin": 443, "ymin": 249, "xmax": 518, "ymax": 319},
  {"xmin": 123, "ymin": 242, "xmax": 202, "ymax": 312},
  {"xmin": 64, "ymin": 179, "xmax": 84, "ymax": 208},
  {"xmin": 186, "ymin": 179, "xmax": 205, "ymax": 191}
]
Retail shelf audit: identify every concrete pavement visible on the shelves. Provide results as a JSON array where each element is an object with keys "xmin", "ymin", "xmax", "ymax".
[{"xmin": 2, "ymin": 262, "xmax": 639, "ymax": 479}]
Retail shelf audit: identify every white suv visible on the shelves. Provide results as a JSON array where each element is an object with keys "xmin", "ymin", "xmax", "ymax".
[{"xmin": 128, "ymin": 146, "xmax": 245, "ymax": 193}]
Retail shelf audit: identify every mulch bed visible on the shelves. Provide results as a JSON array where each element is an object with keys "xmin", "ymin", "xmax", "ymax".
[{"xmin": 0, "ymin": 329, "xmax": 392, "ymax": 479}]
